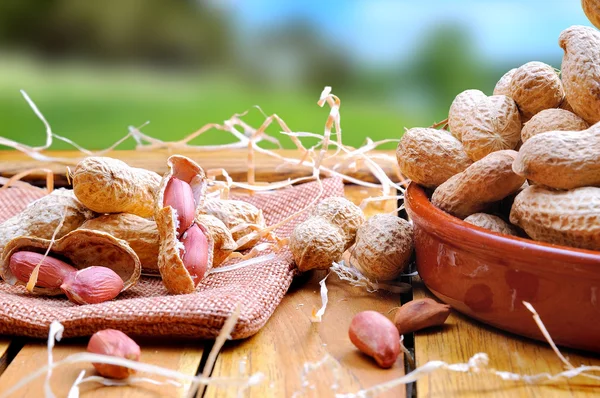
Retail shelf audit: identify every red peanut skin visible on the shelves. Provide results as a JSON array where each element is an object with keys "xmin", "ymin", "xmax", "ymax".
[
  {"xmin": 9, "ymin": 251, "xmax": 76, "ymax": 288},
  {"xmin": 348, "ymin": 311, "xmax": 400, "ymax": 368},
  {"xmin": 393, "ymin": 298, "xmax": 451, "ymax": 335},
  {"xmin": 181, "ymin": 224, "xmax": 209, "ymax": 286},
  {"xmin": 60, "ymin": 266, "xmax": 124, "ymax": 305},
  {"xmin": 163, "ymin": 177, "xmax": 196, "ymax": 237},
  {"xmin": 87, "ymin": 329, "xmax": 141, "ymax": 379}
]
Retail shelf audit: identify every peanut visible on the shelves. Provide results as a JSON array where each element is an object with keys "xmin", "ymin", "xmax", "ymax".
[
  {"xmin": 448, "ymin": 89, "xmax": 487, "ymax": 141},
  {"xmin": 508, "ymin": 61, "xmax": 564, "ymax": 120},
  {"xmin": 348, "ymin": 311, "xmax": 400, "ymax": 369},
  {"xmin": 198, "ymin": 199, "xmax": 265, "ymax": 250},
  {"xmin": 73, "ymin": 157, "xmax": 161, "ymax": 218},
  {"xmin": 582, "ymin": 0, "xmax": 600, "ymax": 33},
  {"xmin": 195, "ymin": 214, "xmax": 236, "ymax": 267},
  {"xmin": 0, "ymin": 229, "xmax": 141, "ymax": 297},
  {"xmin": 559, "ymin": 25, "xmax": 600, "ymax": 124},
  {"xmin": 60, "ymin": 266, "xmax": 124, "ymax": 305},
  {"xmin": 463, "ymin": 213, "xmax": 519, "ymax": 236},
  {"xmin": 493, "ymin": 68, "xmax": 517, "ymax": 96},
  {"xmin": 163, "ymin": 177, "xmax": 196, "ymax": 237},
  {"xmin": 350, "ymin": 214, "xmax": 414, "ymax": 281},
  {"xmin": 510, "ymin": 185, "xmax": 600, "ymax": 251},
  {"xmin": 180, "ymin": 224, "xmax": 210, "ymax": 285},
  {"xmin": 87, "ymin": 329, "xmax": 141, "ymax": 379},
  {"xmin": 311, "ymin": 197, "xmax": 365, "ymax": 251},
  {"xmin": 289, "ymin": 216, "xmax": 345, "ymax": 272},
  {"xmin": 9, "ymin": 251, "xmax": 76, "ymax": 288},
  {"xmin": 521, "ymin": 108, "xmax": 588, "ymax": 143},
  {"xmin": 432, "ymin": 150, "xmax": 525, "ymax": 219},
  {"xmin": 460, "ymin": 95, "xmax": 522, "ymax": 161},
  {"xmin": 80, "ymin": 213, "xmax": 160, "ymax": 275},
  {"xmin": 154, "ymin": 155, "xmax": 214, "ymax": 294},
  {"xmin": 0, "ymin": 189, "xmax": 94, "ymax": 257},
  {"xmin": 396, "ymin": 127, "xmax": 472, "ymax": 188},
  {"xmin": 513, "ymin": 121, "xmax": 600, "ymax": 190},
  {"xmin": 393, "ymin": 298, "xmax": 451, "ymax": 336}
]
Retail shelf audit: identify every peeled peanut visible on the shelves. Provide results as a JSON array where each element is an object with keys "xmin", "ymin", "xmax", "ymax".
[
  {"xmin": 180, "ymin": 224, "xmax": 210, "ymax": 285},
  {"xmin": 396, "ymin": 127, "xmax": 472, "ymax": 188},
  {"xmin": 349, "ymin": 311, "xmax": 400, "ymax": 369},
  {"xmin": 87, "ymin": 329, "xmax": 141, "ymax": 379},
  {"xmin": 9, "ymin": 251, "xmax": 76, "ymax": 288},
  {"xmin": 393, "ymin": 299, "xmax": 451, "ymax": 336},
  {"xmin": 432, "ymin": 150, "xmax": 526, "ymax": 219},
  {"xmin": 60, "ymin": 266, "xmax": 124, "ymax": 305},
  {"xmin": 163, "ymin": 177, "xmax": 196, "ymax": 237},
  {"xmin": 513, "ymin": 121, "xmax": 600, "ymax": 190},
  {"xmin": 559, "ymin": 25, "xmax": 600, "ymax": 124}
]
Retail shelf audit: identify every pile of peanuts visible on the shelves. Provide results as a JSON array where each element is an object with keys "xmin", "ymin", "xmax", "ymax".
[
  {"xmin": 0, "ymin": 154, "xmax": 266, "ymax": 303},
  {"xmin": 397, "ymin": 21, "xmax": 600, "ymax": 252}
]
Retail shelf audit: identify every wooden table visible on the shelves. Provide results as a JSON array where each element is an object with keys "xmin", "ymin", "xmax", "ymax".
[{"xmin": 0, "ymin": 150, "xmax": 599, "ymax": 397}]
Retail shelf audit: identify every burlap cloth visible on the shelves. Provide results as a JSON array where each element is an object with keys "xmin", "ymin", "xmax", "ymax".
[{"xmin": 0, "ymin": 178, "xmax": 344, "ymax": 339}]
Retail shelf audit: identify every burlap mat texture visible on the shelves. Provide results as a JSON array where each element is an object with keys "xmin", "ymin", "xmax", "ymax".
[{"xmin": 0, "ymin": 178, "xmax": 344, "ymax": 339}]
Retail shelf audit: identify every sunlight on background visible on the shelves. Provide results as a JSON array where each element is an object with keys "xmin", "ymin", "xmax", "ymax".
[{"xmin": 0, "ymin": 0, "xmax": 590, "ymax": 150}]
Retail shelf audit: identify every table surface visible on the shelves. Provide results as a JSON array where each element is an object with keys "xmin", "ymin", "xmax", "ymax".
[{"xmin": 0, "ymin": 149, "xmax": 599, "ymax": 398}]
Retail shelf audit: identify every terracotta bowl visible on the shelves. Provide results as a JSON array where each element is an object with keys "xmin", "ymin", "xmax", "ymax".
[{"xmin": 404, "ymin": 182, "xmax": 600, "ymax": 353}]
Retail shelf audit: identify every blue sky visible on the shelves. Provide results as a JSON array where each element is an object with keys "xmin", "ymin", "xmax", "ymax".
[{"xmin": 218, "ymin": 0, "xmax": 591, "ymax": 67}]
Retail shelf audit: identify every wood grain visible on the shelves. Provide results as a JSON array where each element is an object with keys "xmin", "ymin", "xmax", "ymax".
[
  {"xmin": 204, "ymin": 186, "xmax": 405, "ymax": 398},
  {"xmin": 0, "ymin": 339, "xmax": 13, "ymax": 376},
  {"xmin": 0, "ymin": 338, "xmax": 204, "ymax": 397},
  {"xmin": 413, "ymin": 278, "xmax": 600, "ymax": 398},
  {"xmin": 0, "ymin": 149, "xmax": 399, "ymax": 187}
]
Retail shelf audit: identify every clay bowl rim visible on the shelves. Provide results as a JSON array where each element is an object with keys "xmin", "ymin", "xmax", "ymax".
[{"xmin": 404, "ymin": 182, "xmax": 600, "ymax": 278}]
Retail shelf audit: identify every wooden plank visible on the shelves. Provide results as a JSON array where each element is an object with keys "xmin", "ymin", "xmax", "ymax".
[
  {"xmin": 413, "ymin": 278, "xmax": 600, "ymax": 397},
  {"xmin": 0, "ymin": 338, "xmax": 204, "ymax": 397},
  {"xmin": 0, "ymin": 149, "xmax": 399, "ymax": 187},
  {"xmin": 205, "ymin": 186, "xmax": 405, "ymax": 398},
  {"xmin": 0, "ymin": 339, "xmax": 14, "ymax": 376}
]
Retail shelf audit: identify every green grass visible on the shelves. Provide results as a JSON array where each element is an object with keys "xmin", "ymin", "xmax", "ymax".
[{"xmin": 0, "ymin": 58, "xmax": 419, "ymax": 152}]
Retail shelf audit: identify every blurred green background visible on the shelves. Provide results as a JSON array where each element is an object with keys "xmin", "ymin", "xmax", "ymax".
[{"xmin": 0, "ymin": 0, "xmax": 591, "ymax": 151}]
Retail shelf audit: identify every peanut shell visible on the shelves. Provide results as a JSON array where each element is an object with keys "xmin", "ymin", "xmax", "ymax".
[
  {"xmin": 350, "ymin": 214, "xmax": 414, "ymax": 281},
  {"xmin": 80, "ymin": 213, "xmax": 160, "ymax": 275},
  {"xmin": 396, "ymin": 128, "xmax": 472, "ymax": 188},
  {"xmin": 493, "ymin": 68, "xmax": 517, "ymax": 96},
  {"xmin": 154, "ymin": 155, "xmax": 214, "ymax": 294},
  {"xmin": 509, "ymin": 61, "xmax": 564, "ymax": 120},
  {"xmin": 559, "ymin": 25, "xmax": 600, "ymax": 124},
  {"xmin": 198, "ymin": 199, "xmax": 265, "ymax": 250},
  {"xmin": 0, "ymin": 229, "xmax": 141, "ymax": 296},
  {"xmin": 195, "ymin": 214, "xmax": 236, "ymax": 267},
  {"xmin": 0, "ymin": 189, "xmax": 95, "ymax": 256},
  {"xmin": 583, "ymin": 0, "xmax": 600, "ymax": 32},
  {"xmin": 521, "ymin": 108, "xmax": 588, "ymax": 143},
  {"xmin": 289, "ymin": 216, "xmax": 345, "ymax": 272},
  {"xmin": 510, "ymin": 185, "xmax": 600, "ymax": 251},
  {"xmin": 448, "ymin": 89, "xmax": 487, "ymax": 140},
  {"xmin": 311, "ymin": 197, "xmax": 365, "ymax": 251},
  {"xmin": 463, "ymin": 213, "xmax": 519, "ymax": 236},
  {"xmin": 513, "ymin": 123, "xmax": 600, "ymax": 189},
  {"xmin": 461, "ymin": 95, "xmax": 522, "ymax": 161},
  {"xmin": 73, "ymin": 157, "xmax": 161, "ymax": 218},
  {"xmin": 432, "ymin": 150, "xmax": 526, "ymax": 219}
]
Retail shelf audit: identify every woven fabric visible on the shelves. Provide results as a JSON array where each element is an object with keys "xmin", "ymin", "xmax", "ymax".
[{"xmin": 0, "ymin": 178, "xmax": 344, "ymax": 339}]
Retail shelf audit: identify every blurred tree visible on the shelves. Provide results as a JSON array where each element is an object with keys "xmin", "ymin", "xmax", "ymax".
[{"xmin": 0, "ymin": 0, "xmax": 232, "ymax": 68}]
